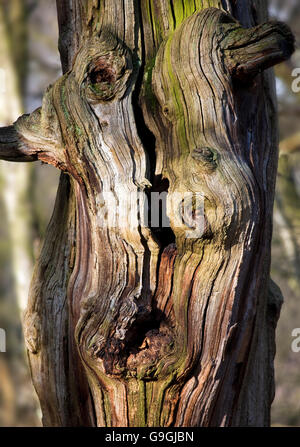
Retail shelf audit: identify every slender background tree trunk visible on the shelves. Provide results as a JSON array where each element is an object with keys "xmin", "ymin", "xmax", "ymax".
[
  {"xmin": 0, "ymin": 0, "xmax": 294, "ymax": 426},
  {"xmin": 0, "ymin": 0, "xmax": 40, "ymax": 426}
]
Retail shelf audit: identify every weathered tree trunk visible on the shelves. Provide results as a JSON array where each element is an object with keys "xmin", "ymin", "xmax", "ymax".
[{"xmin": 0, "ymin": 0, "xmax": 294, "ymax": 426}]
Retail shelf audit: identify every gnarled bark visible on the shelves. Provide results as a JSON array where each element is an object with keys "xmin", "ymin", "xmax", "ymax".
[{"xmin": 0, "ymin": 1, "xmax": 294, "ymax": 426}]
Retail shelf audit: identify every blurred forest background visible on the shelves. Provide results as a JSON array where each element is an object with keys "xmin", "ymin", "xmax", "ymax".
[{"xmin": 0, "ymin": 0, "xmax": 299, "ymax": 427}]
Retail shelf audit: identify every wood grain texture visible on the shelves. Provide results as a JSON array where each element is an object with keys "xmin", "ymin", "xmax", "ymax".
[
  {"xmin": 138, "ymin": 5, "xmax": 293, "ymax": 426},
  {"xmin": 0, "ymin": 0, "xmax": 294, "ymax": 426}
]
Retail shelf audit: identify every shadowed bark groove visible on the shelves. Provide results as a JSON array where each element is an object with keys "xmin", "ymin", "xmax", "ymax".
[{"xmin": 0, "ymin": 1, "xmax": 294, "ymax": 426}]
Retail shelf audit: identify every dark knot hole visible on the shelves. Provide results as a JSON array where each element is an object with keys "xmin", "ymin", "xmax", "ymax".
[{"xmin": 89, "ymin": 58, "xmax": 117, "ymax": 84}]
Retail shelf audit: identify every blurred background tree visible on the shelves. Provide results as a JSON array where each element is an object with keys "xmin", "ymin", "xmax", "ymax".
[
  {"xmin": 269, "ymin": 0, "xmax": 300, "ymax": 427},
  {"xmin": 0, "ymin": 0, "xmax": 59, "ymax": 426},
  {"xmin": 0, "ymin": 0, "xmax": 299, "ymax": 427}
]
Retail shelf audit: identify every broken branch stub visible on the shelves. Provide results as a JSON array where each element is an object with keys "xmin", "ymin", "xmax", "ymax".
[{"xmin": 220, "ymin": 16, "xmax": 295, "ymax": 82}]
